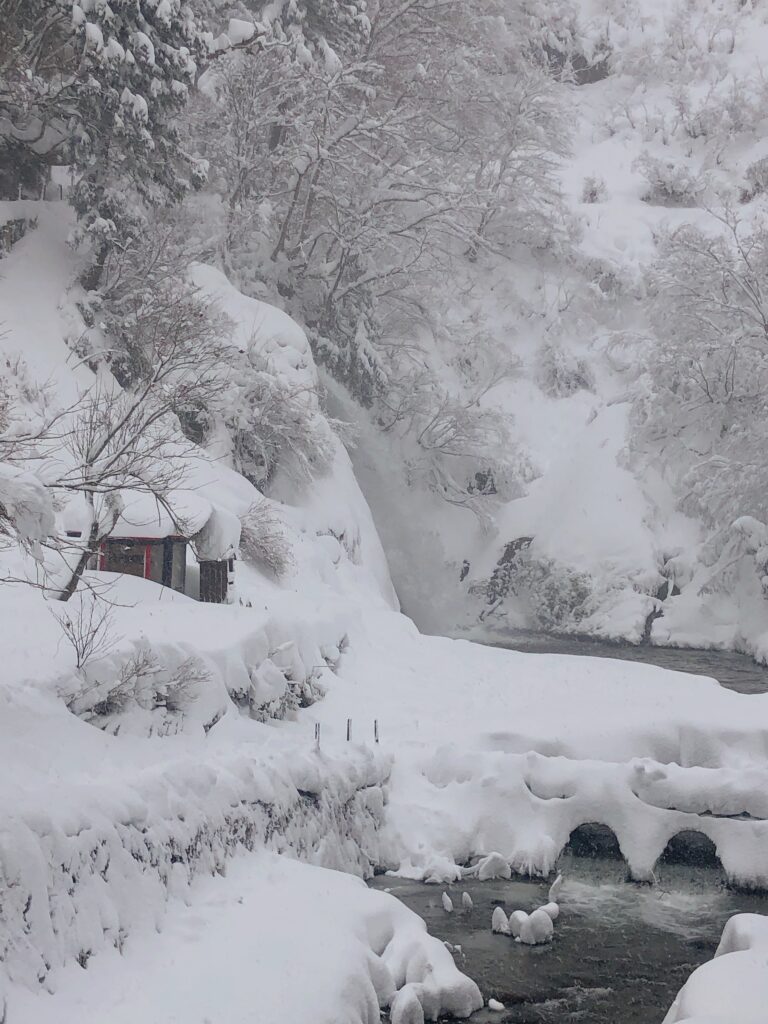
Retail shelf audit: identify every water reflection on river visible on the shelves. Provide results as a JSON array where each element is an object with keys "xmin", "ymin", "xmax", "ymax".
[
  {"xmin": 372, "ymin": 856, "xmax": 768, "ymax": 1023},
  {"xmin": 477, "ymin": 629, "xmax": 768, "ymax": 694}
]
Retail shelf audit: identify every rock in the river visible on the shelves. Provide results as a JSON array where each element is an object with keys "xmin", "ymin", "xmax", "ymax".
[
  {"xmin": 475, "ymin": 852, "xmax": 512, "ymax": 881},
  {"xmin": 509, "ymin": 909, "xmax": 528, "ymax": 938},
  {"xmin": 488, "ymin": 997, "xmax": 505, "ymax": 1011},
  {"xmin": 541, "ymin": 900, "xmax": 560, "ymax": 921},
  {"xmin": 390, "ymin": 984, "xmax": 425, "ymax": 1024},
  {"xmin": 519, "ymin": 907, "xmax": 554, "ymax": 945},
  {"xmin": 491, "ymin": 906, "xmax": 510, "ymax": 934}
]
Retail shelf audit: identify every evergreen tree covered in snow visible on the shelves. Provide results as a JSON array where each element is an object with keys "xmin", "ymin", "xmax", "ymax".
[
  {"xmin": 69, "ymin": 0, "xmax": 209, "ymax": 285},
  {"xmin": 0, "ymin": 0, "xmax": 209, "ymax": 282}
]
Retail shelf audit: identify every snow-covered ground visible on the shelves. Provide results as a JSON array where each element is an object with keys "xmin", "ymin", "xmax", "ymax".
[
  {"xmin": 5, "ymin": 851, "xmax": 481, "ymax": 1024},
  {"xmin": 305, "ymin": 608, "xmax": 768, "ymax": 888},
  {"xmin": 2, "ymin": 182, "xmax": 768, "ymax": 1022},
  {"xmin": 663, "ymin": 913, "xmax": 768, "ymax": 1024}
]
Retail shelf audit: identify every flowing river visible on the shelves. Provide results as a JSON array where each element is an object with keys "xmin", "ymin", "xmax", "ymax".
[
  {"xmin": 372, "ymin": 856, "xmax": 768, "ymax": 1023},
  {"xmin": 480, "ymin": 629, "xmax": 768, "ymax": 694},
  {"xmin": 372, "ymin": 635, "xmax": 768, "ymax": 1021}
]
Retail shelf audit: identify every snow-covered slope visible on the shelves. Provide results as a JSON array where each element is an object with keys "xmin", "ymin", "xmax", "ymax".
[
  {"xmin": 3, "ymin": 145, "xmax": 768, "ymax": 1022},
  {"xmin": 329, "ymin": 0, "xmax": 768, "ymax": 655}
]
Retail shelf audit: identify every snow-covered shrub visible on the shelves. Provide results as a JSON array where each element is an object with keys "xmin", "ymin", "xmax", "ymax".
[
  {"xmin": 0, "ymin": 741, "xmax": 389, "ymax": 987},
  {"xmin": 225, "ymin": 649, "xmax": 328, "ymax": 724},
  {"xmin": 673, "ymin": 75, "xmax": 767, "ymax": 144},
  {"xmin": 0, "ymin": 461, "xmax": 55, "ymax": 559},
  {"xmin": 247, "ymin": 661, "xmax": 327, "ymax": 724},
  {"xmin": 521, "ymin": 557, "xmax": 594, "ymax": 629},
  {"xmin": 239, "ymin": 501, "xmax": 293, "ymax": 577},
  {"xmin": 634, "ymin": 153, "xmax": 704, "ymax": 207},
  {"xmin": 536, "ymin": 342, "xmax": 595, "ymax": 397},
  {"xmin": 52, "ymin": 593, "xmax": 117, "ymax": 671},
  {"xmin": 581, "ymin": 175, "xmax": 607, "ymax": 204},
  {"xmin": 521, "ymin": 0, "xmax": 610, "ymax": 84},
  {"xmin": 224, "ymin": 357, "xmax": 338, "ymax": 489},
  {"xmin": 583, "ymin": 257, "xmax": 623, "ymax": 297},
  {"xmin": 742, "ymin": 156, "xmax": 768, "ymax": 202},
  {"xmin": 64, "ymin": 643, "xmax": 214, "ymax": 729},
  {"xmin": 483, "ymin": 539, "xmax": 593, "ymax": 629},
  {"xmin": 694, "ymin": 517, "xmax": 768, "ymax": 599},
  {"xmin": 0, "ymin": 352, "xmax": 50, "ymax": 415}
]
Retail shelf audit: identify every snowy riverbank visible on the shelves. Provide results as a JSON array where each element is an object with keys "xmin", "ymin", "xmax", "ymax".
[
  {"xmin": 307, "ymin": 610, "xmax": 768, "ymax": 889},
  {"xmin": 4, "ymin": 851, "xmax": 482, "ymax": 1024}
]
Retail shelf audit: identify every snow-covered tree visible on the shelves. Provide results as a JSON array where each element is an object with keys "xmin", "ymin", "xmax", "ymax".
[
  {"xmin": 196, "ymin": 0, "xmax": 569, "ymax": 407},
  {"xmin": 0, "ymin": 0, "xmax": 209, "ymax": 281},
  {"xmin": 636, "ymin": 210, "xmax": 768, "ymax": 531}
]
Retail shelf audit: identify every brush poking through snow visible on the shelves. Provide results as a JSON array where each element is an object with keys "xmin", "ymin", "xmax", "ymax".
[
  {"xmin": 461, "ymin": 891, "xmax": 473, "ymax": 910},
  {"xmin": 441, "ymin": 892, "xmax": 453, "ymax": 913}
]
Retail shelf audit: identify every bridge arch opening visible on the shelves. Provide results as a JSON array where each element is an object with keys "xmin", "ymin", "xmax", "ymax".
[
  {"xmin": 565, "ymin": 822, "xmax": 623, "ymax": 860},
  {"xmin": 658, "ymin": 830, "xmax": 722, "ymax": 869}
]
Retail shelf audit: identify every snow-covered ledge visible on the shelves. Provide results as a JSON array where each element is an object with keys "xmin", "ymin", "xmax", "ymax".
[
  {"xmin": 0, "ymin": 739, "xmax": 389, "ymax": 989},
  {"xmin": 4, "ymin": 853, "xmax": 483, "ymax": 1024}
]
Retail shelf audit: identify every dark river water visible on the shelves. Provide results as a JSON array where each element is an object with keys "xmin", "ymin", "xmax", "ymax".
[
  {"xmin": 479, "ymin": 629, "xmax": 768, "ymax": 694},
  {"xmin": 372, "ymin": 855, "xmax": 768, "ymax": 1023}
]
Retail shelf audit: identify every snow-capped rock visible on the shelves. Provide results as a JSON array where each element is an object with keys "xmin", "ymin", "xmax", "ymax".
[{"xmin": 491, "ymin": 907, "xmax": 510, "ymax": 935}]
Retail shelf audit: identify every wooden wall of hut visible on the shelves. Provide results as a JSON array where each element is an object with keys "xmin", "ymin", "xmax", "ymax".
[{"xmin": 199, "ymin": 560, "xmax": 228, "ymax": 603}]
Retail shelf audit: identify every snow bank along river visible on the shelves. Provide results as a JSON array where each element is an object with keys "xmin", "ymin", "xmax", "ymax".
[
  {"xmin": 369, "ymin": 636, "xmax": 768, "ymax": 1022},
  {"xmin": 372, "ymin": 854, "xmax": 768, "ymax": 1023}
]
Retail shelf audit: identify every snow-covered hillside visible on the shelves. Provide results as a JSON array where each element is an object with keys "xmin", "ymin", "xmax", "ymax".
[
  {"xmin": 1, "ymin": 199, "xmax": 767, "ymax": 1023},
  {"xmin": 325, "ymin": 0, "xmax": 768, "ymax": 657},
  {"xmin": 4, "ymin": 3, "xmax": 768, "ymax": 1022}
]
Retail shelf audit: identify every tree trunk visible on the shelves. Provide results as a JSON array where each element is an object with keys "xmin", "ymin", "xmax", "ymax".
[{"xmin": 57, "ymin": 492, "xmax": 120, "ymax": 601}]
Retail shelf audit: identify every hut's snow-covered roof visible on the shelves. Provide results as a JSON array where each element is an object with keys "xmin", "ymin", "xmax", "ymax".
[
  {"xmin": 191, "ymin": 504, "xmax": 241, "ymax": 562},
  {"xmin": 110, "ymin": 490, "xmax": 213, "ymax": 541},
  {"xmin": 62, "ymin": 489, "xmax": 241, "ymax": 559}
]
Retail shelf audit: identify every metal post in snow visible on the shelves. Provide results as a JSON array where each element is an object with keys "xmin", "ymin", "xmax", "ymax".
[
  {"xmin": 346, "ymin": 718, "xmax": 351, "ymax": 742},
  {"xmin": 374, "ymin": 719, "xmax": 379, "ymax": 744},
  {"xmin": 314, "ymin": 722, "xmax": 320, "ymax": 747}
]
